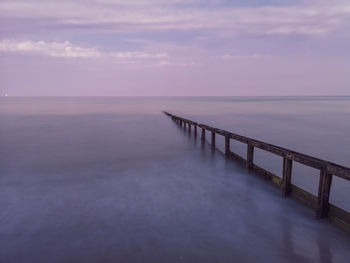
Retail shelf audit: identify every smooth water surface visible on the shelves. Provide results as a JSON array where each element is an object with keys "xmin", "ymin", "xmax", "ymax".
[{"xmin": 0, "ymin": 97, "xmax": 349, "ymax": 262}]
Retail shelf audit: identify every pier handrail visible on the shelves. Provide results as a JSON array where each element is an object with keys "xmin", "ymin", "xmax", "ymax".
[
  {"xmin": 164, "ymin": 111, "xmax": 350, "ymax": 227},
  {"xmin": 198, "ymin": 124, "xmax": 350, "ymax": 180}
]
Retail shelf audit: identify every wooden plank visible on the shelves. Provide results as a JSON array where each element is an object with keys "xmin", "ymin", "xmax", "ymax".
[
  {"xmin": 316, "ymin": 167, "xmax": 333, "ymax": 218},
  {"xmin": 326, "ymin": 164, "xmax": 350, "ymax": 181},
  {"xmin": 329, "ymin": 205, "xmax": 350, "ymax": 232},
  {"xmin": 290, "ymin": 185, "xmax": 318, "ymax": 209},
  {"xmin": 211, "ymin": 131, "xmax": 215, "ymax": 147},
  {"xmin": 246, "ymin": 144, "xmax": 254, "ymax": 169},
  {"xmin": 282, "ymin": 157, "xmax": 293, "ymax": 197}
]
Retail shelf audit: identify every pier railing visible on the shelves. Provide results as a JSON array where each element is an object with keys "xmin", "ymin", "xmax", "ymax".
[{"xmin": 164, "ymin": 111, "xmax": 350, "ymax": 230}]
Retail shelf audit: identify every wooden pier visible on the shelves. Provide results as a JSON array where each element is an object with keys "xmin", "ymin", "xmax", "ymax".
[{"xmin": 164, "ymin": 111, "xmax": 350, "ymax": 231}]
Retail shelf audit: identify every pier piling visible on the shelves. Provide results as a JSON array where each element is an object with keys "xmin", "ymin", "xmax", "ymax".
[
  {"xmin": 246, "ymin": 144, "xmax": 254, "ymax": 169},
  {"xmin": 317, "ymin": 168, "xmax": 333, "ymax": 218},
  {"xmin": 225, "ymin": 136, "xmax": 230, "ymax": 155},
  {"xmin": 211, "ymin": 131, "xmax": 215, "ymax": 148},
  {"xmin": 201, "ymin": 128, "xmax": 205, "ymax": 142},
  {"xmin": 282, "ymin": 156, "xmax": 293, "ymax": 197}
]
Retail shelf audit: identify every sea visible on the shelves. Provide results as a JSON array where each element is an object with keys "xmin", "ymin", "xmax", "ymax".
[{"xmin": 0, "ymin": 96, "xmax": 349, "ymax": 262}]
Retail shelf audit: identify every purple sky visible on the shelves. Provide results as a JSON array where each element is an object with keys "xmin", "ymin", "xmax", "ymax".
[{"xmin": 1, "ymin": 0, "xmax": 350, "ymax": 96}]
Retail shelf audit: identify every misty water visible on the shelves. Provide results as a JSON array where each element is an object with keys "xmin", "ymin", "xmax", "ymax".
[{"xmin": 0, "ymin": 97, "xmax": 349, "ymax": 262}]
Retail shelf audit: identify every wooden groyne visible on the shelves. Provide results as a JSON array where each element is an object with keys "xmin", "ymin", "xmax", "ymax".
[{"xmin": 164, "ymin": 111, "xmax": 350, "ymax": 230}]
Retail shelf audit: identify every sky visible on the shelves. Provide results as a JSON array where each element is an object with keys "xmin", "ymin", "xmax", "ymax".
[{"xmin": 0, "ymin": 0, "xmax": 350, "ymax": 96}]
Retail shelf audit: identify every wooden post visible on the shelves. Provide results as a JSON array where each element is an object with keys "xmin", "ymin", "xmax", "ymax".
[
  {"xmin": 282, "ymin": 156, "xmax": 292, "ymax": 197},
  {"xmin": 201, "ymin": 128, "xmax": 205, "ymax": 142},
  {"xmin": 211, "ymin": 131, "xmax": 215, "ymax": 148},
  {"xmin": 225, "ymin": 135, "xmax": 230, "ymax": 155},
  {"xmin": 188, "ymin": 123, "xmax": 191, "ymax": 133},
  {"xmin": 246, "ymin": 144, "xmax": 254, "ymax": 169},
  {"xmin": 194, "ymin": 124, "xmax": 197, "ymax": 136},
  {"xmin": 316, "ymin": 167, "xmax": 333, "ymax": 218}
]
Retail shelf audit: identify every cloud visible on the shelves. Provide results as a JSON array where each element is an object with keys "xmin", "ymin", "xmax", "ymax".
[
  {"xmin": 0, "ymin": 39, "xmax": 168, "ymax": 59},
  {"xmin": 111, "ymin": 52, "xmax": 168, "ymax": 59},
  {"xmin": 158, "ymin": 61, "xmax": 171, "ymax": 65},
  {"xmin": 221, "ymin": 54, "xmax": 261, "ymax": 60},
  {"xmin": 0, "ymin": 0, "xmax": 349, "ymax": 38},
  {"xmin": 0, "ymin": 40, "xmax": 101, "ymax": 58}
]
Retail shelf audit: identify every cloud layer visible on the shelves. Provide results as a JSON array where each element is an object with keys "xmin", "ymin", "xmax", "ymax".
[
  {"xmin": 0, "ymin": 40, "xmax": 100, "ymax": 58},
  {"xmin": 0, "ymin": 0, "xmax": 350, "ymax": 95},
  {"xmin": 1, "ymin": 0, "xmax": 349, "ymax": 36},
  {"xmin": 0, "ymin": 40, "xmax": 167, "ymax": 60}
]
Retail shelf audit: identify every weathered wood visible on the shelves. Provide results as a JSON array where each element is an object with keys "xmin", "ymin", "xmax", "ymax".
[
  {"xmin": 316, "ymin": 168, "xmax": 333, "ymax": 218},
  {"xmin": 246, "ymin": 144, "xmax": 254, "ymax": 169},
  {"xmin": 290, "ymin": 184, "xmax": 318, "ymax": 209},
  {"xmin": 201, "ymin": 128, "xmax": 205, "ymax": 142},
  {"xmin": 329, "ymin": 204, "xmax": 350, "ymax": 232},
  {"xmin": 225, "ymin": 136, "xmax": 230, "ymax": 155},
  {"xmin": 282, "ymin": 157, "xmax": 293, "ymax": 197},
  {"xmin": 211, "ymin": 131, "xmax": 215, "ymax": 147},
  {"xmin": 326, "ymin": 165, "xmax": 349, "ymax": 181},
  {"xmin": 178, "ymin": 117, "xmax": 350, "ymax": 181},
  {"xmin": 164, "ymin": 111, "xmax": 350, "ymax": 230}
]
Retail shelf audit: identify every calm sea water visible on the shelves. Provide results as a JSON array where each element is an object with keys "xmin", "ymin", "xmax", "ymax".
[{"xmin": 0, "ymin": 97, "xmax": 349, "ymax": 262}]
